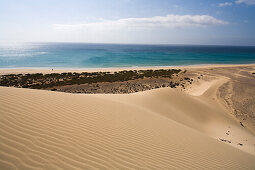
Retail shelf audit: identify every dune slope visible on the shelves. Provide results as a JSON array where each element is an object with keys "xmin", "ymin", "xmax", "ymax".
[{"xmin": 0, "ymin": 86, "xmax": 255, "ymax": 170}]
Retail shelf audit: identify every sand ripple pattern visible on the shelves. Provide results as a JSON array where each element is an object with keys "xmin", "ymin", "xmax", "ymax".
[{"xmin": 0, "ymin": 87, "xmax": 255, "ymax": 170}]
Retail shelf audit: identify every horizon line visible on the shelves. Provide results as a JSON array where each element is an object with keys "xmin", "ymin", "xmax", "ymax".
[{"xmin": 1, "ymin": 41, "xmax": 255, "ymax": 47}]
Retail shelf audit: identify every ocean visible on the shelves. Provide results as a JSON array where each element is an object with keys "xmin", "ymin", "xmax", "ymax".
[{"xmin": 0, "ymin": 42, "xmax": 255, "ymax": 68}]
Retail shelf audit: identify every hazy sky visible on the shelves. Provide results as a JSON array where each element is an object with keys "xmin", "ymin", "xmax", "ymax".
[{"xmin": 1, "ymin": 0, "xmax": 255, "ymax": 45}]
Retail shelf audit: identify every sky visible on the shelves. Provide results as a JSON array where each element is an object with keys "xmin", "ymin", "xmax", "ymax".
[{"xmin": 0, "ymin": 0, "xmax": 255, "ymax": 45}]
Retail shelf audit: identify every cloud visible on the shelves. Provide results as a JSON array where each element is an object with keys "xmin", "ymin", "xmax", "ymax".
[
  {"xmin": 236, "ymin": 0, "xmax": 255, "ymax": 5},
  {"xmin": 53, "ymin": 14, "xmax": 228, "ymax": 31},
  {"xmin": 218, "ymin": 2, "xmax": 233, "ymax": 7}
]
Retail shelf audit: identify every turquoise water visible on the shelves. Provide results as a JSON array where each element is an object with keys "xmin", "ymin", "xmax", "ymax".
[{"xmin": 0, "ymin": 42, "xmax": 255, "ymax": 68}]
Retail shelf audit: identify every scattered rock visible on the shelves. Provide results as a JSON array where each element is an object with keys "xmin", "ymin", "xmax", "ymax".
[
  {"xmin": 240, "ymin": 122, "xmax": 245, "ymax": 127},
  {"xmin": 219, "ymin": 138, "xmax": 231, "ymax": 143}
]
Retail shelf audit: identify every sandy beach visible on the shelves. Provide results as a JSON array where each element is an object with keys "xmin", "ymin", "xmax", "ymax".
[
  {"xmin": 0, "ymin": 63, "xmax": 254, "ymax": 75},
  {"xmin": 1, "ymin": 64, "xmax": 255, "ymax": 169}
]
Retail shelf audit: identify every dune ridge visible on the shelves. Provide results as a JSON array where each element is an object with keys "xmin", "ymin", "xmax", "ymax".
[{"xmin": 1, "ymin": 80, "xmax": 255, "ymax": 169}]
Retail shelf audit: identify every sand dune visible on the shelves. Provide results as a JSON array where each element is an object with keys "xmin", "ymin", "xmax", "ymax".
[{"xmin": 1, "ymin": 81, "xmax": 255, "ymax": 169}]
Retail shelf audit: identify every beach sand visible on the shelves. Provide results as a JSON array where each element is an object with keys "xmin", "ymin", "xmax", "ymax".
[
  {"xmin": 0, "ymin": 63, "xmax": 254, "ymax": 75},
  {"xmin": 1, "ymin": 64, "xmax": 255, "ymax": 169}
]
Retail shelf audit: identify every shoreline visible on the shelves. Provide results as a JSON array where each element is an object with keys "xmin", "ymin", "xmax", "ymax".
[{"xmin": 1, "ymin": 63, "xmax": 255, "ymax": 75}]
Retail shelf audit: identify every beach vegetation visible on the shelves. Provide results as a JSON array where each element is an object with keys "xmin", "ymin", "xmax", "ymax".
[{"xmin": 0, "ymin": 69, "xmax": 181, "ymax": 89}]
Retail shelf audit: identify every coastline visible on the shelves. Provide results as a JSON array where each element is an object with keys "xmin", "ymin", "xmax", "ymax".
[{"xmin": 1, "ymin": 63, "xmax": 255, "ymax": 75}]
